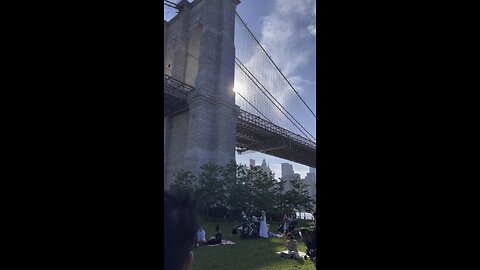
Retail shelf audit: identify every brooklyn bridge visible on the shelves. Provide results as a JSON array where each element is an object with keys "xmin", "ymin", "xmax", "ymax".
[{"xmin": 164, "ymin": 0, "xmax": 316, "ymax": 185}]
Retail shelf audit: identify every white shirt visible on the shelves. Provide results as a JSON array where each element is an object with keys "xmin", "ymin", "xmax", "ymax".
[{"xmin": 197, "ymin": 229, "xmax": 206, "ymax": 241}]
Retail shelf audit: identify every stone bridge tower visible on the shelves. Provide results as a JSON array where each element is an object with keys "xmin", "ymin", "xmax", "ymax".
[{"xmin": 164, "ymin": 0, "xmax": 241, "ymax": 188}]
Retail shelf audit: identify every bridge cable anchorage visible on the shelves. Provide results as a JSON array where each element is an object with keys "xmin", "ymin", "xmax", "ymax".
[
  {"xmin": 235, "ymin": 12, "xmax": 317, "ymax": 119},
  {"xmin": 235, "ymin": 57, "xmax": 317, "ymax": 142},
  {"xmin": 235, "ymin": 60, "xmax": 316, "ymax": 143},
  {"xmin": 236, "ymin": 91, "xmax": 272, "ymax": 123}
]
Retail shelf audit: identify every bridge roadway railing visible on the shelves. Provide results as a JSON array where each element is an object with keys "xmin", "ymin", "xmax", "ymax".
[
  {"xmin": 164, "ymin": 74, "xmax": 194, "ymax": 99},
  {"xmin": 238, "ymin": 109, "xmax": 316, "ymax": 149},
  {"xmin": 163, "ymin": 74, "xmax": 315, "ymax": 150}
]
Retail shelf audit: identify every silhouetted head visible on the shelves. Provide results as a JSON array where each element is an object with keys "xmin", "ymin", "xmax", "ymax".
[
  {"xmin": 164, "ymin": 190, "xmax": 199, "ymax": 270},
  {"xmin": 215, "ymin": 224, "xmax": 220, "ymax": 232}
]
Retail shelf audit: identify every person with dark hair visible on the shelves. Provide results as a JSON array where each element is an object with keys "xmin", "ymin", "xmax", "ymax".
[
  {"xmin": 276, "ymin": 223, "xmax": 285, "ymax": 234},
  {"xmin": 241, "ymin": 210, "xmax": 247, "ymax": 223},
  {"xmin": 206, "ymin": 224, "xmax": 222, "ymax": 245},
  {"xmin": 280, "ymin": 233, "xmax": 299, "ymax": 258},
  {"xmin": 231, "ymin": 221, "xmax": 238, "ymax": 235},
  {"xmin": 251, "ymin": 215, "xmax": 258, "ymax": 224},
  {"xmin": 164, "ymin": 190, "xmax": 199, "ymax": 270}
]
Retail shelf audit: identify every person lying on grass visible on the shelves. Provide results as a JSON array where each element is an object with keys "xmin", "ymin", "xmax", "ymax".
[
  {"xmin": 280, "ymin": 233, "xmax": 300, "ymax": 259},
  {"xmin": 206, "ymin": 224, "xmax": 222, "ymax": 245}
]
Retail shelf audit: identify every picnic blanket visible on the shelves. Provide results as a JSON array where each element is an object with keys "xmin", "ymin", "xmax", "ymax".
[
  {"xmin": 207, "ymin": 240, "xmax": 236, "ymax": 247},
  {"xmin": 276, "ymin": 250, "xmax": 307, "ymax": 258}
]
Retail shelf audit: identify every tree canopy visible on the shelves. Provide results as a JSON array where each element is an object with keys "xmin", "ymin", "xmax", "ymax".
[{"xmin": 171, "ymin": 161, "xmax": 316, "ymax": 220}]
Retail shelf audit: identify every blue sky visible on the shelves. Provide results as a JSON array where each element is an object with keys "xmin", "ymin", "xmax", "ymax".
[{"xmin": 164, "ymin": 0, "xmax": 316, "ymax": 179}]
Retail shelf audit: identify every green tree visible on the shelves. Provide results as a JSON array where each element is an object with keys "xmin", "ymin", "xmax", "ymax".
[
  {"xmin": 250, "ymin": 166, "xmax": 277, "ymax": 216},
  {"xmin": 171, "ymin": 169, "xmax": 198, "ymax": 195},
  {"xmin": 195, "ymin": 162, "xmax": 225, "ymax": 217},
  {"xmin": 224, "ymin": 163, "xmax": 253, "ymax": 218},
  {"xmin": 273, "ymin": 177, "xmax": 288, "ymax": 217},
  {"xmin": 289, "ymin": 175, "xmax": 315, "ymax": 217}
]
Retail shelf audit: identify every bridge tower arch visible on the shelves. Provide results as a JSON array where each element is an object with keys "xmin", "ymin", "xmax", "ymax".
[
  {"xmin": 164, "ymin": 0, "xmax": 241, "ymax": 188},
  {"xmin": 184, "ymin": 22, "xmax": 202, "ymax": 86}
]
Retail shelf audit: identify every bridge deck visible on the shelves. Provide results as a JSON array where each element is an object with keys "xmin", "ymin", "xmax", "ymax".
[
  {"xmin": 164, "ymin": 74, "xmax": 316, "ymax": 168},
  {"xmin": 236, "ymin": 110, "xmax": 316, "ymax": 168}
]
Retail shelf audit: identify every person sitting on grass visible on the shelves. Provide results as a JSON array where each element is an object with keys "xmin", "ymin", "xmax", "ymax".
[
  {"xmin": 280, "ymin": 233, "xmax": 299, "ymax": 259},
  {"xmin": 164, "ymin": 190, "xmax": 199, "ymax": 270},
  {"xmin": 196, "ymin": 226, "xmax": 206, "ymax": 246},
  {"xmin": 232, "ymin": 221, "xmax": 238, "ymax": 235},
  {"xmin": 251, "ymin": 215, "xmax": 259, "ymax": 225},
  {"xmin": 207, "ymin": 225, "xmax": 222, "ymax": 245},
  {"xmin": 276, "ymin": 223, "xmax": 285, "ymax": 234}
]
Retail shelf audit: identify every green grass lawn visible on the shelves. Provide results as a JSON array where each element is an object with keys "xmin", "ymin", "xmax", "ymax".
[{"xmin": 190, "ymin": 218, "xmax": 316, "ymax": 270}]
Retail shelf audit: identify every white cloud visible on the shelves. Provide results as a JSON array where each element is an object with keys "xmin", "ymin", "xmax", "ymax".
[
  {"xmin": 308, "ymin": 24, "xmax": 316, "ymax": 37},
  {"xmin": 259, "ymin": 0, "xmax": 315, "ymax": 76},
  {"xmin": 235, "ymin": 0, "xmax": 316, "ymax": 135},
  {"xmin": 308, "ymin": 1, "xmax": 316, "ymax": 37}
]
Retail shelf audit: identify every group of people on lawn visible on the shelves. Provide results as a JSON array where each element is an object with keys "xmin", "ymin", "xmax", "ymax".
[
  {"xmin": 196, "ymin": 224, "xmax": 222, "ymax": 246},
  {"xmin": 242, "ymin": 210, "xmax": 269, "ymax": 238},
  {"xmin": 195, "ymin": 210, "xmax": 268, "ymax": 247},
  {"xmin": 195, "ymin": 210, "xmax": 316, "ymax": 259},
  {"xmin": 165, "ymin": 189, "xmax": 317, "ymax": 270}
]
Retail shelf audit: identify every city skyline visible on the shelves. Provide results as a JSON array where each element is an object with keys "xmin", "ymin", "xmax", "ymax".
[{"xmin": 239, "ymin": 156, "xmax": 315, "ymax": 181}]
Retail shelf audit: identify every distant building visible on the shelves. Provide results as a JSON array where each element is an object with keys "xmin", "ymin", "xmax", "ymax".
[
  {"xmin": 305, "ymin": 172, "xmax": 316, "ymax": 200},
  {"xmin": 305, "ymin": 170, "xmax": 316, "ymax": 211},
  {"xmin": 281, "ymin": 163, "xmax": 294, "ymax": 176},
  {"xmin": 281, "ymin": 163, "xmax": 295, "ymax": 193},
  {"xmin": 247, "ymin": 158, "xmax": 272, "ymax": 177},
  {"xmin": 260, "ymin": 159, "xmax": 272, "ymax": 177}
]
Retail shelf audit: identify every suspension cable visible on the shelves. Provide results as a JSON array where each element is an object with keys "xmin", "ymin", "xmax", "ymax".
[
  {"xmin": 164, "ymin": 1, "xmax": 178, "ymax": 9},
  {"xmin": 236, "ymin": 57, "xmax": 316, "ymax": 142},
  {"xmin": 235, "ymin": 12, "xmax": 316, "ymax": 118},
  {"xmin": 235, "ymin": 59, "xmax": 315, "ymax": 142},
  {"xmin": 236, "ymin": 92, "xmax": 272, "ymax": 123}
]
